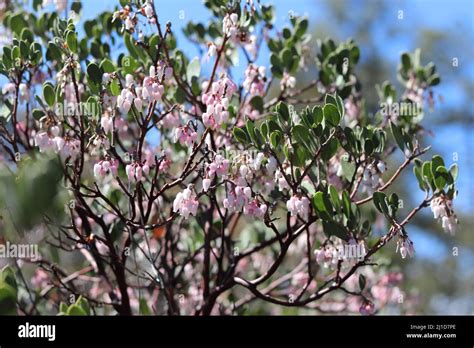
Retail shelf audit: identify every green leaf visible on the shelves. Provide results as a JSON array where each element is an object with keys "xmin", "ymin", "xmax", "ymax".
[
  {"xmin": 275, "ymin": 101, "xmax": 290, "ymax": 121},
  {"xmin": 342, "ymin": 190, "xmax": 352, "ymax": 218},
  {"xmin": 32, "ymin": 108, "xmax": 45, "ymax": 120},
  {"xmin": 312, "ymin": 105, "xmax": 323, "ymax": 125},
  {"xmin": 373, "ymin": 191, "xmax": 389, "ymax": 215},
  {"xmin": 270, "ymin": 53, "xmax": 281, "ymax": 68},
  {"xmin": 295, "ymin": 18, "xmax": 308, "ymax": 38},
  {"xmin": 43, "ymin": 83, "xmax": 55, "ymax": 107},
  {"xmin": 66, "ymin": 31, "xmax": 77, "ymax": 53},
  {"xmin": 0, "ymin": 284, "xmax": 17, "ymax": 315},
  {"xmin": 20, "ymin": 28, "xmax": 34, "ymax": 43},
  {"xmin": 401, "ymin": 52, "xmax": 412, "ymax": 72},
  {"xmin": 340, "ymin": 155, "xmax": 356, "ymax": 181},
  {"xmin": 390, "ymin": 121, "xmax": 405, "ymax": 152},
  {"xmin": 270, "ymin": 131, "xmax": 282, "ymax": 149},
  {"xmin": 364, "ymin": 139, "xmax": 374, "ymax": 156},
  {"xmin": 100, "ymin": 58, "xmax": 115, "ymax": 73},
  {"xmin": 422, "ymin": 161, "xmax": 433, "ymax": 189},
  {"xmin": 359, "ymin": 274, "xmax": 366, "ymax": 291},
  {"xmin": 388, "ymin": 193, "xmax": 399, "ymax": 206},
  {"xmin": 428, "ymin": 74, "xmax": 441, "ymax": 86},
  {"xmin": 328, "ymin": 185, "xmax": 341, "ymax": 214},
  {"xmin": 434, "ymin": 166, "xmax": 449, "ymax": 191},
  {"xmin": 321, "ymin": 138, "xmax": 339, "ymax": 161},
  {"xmin": 322, "ymin": 220, "xmax": 349, "ymax": 241},
  {"xmin": 0, "ymin": 266, "xmax": 17, "ymax": 292},
  {"xmin": 19, "ymin": 41, "xmax": 29, "ymax": 58},
  {"xmin": 149, "ymin": 34, "xmax": 160, "ymax": 60},
  {"xmin": 75, "ymin": 296, "xmax": 90, "ymax": 315},
  {"xmin": 71, "ymin": 1, "xmax": 82, "ymax": 14},
  {"xmin": 246, "ymin": 120, "xmax": 256, "ymax": 144},
  {"xmin": 431, "ymin": 155, "xmax": 445, "ymax": 176},
  {"xmin": 87, "ymin": 62, "xmax": 103, "ymax": 85},
  {"xmin": 186, "ymin": 57, "xmax": 201, "ymax": 84},
  {"xmin": 59, "ymin": 302, "xmax": 68, "ymax": 314},
  {"xmin": 124, "ymin": 32, "xmax": 138, "ymax": 58},
  {"xmin": 281, "ymin": 48, "xmax": 293, "ymax": 70},
  {"xmin": 110, "ymin": 80, "xmax": 120, "ymax": 96},
  {"xmin": 66, "ymin": 304, "xmax": 87, "ymax": 316},
  {"xmin": 139, "ymin": 298, "xmax": 151, "ymax": 315},
  {"xmin": 10, "ymin": 14, "xmax": 28, "ymax": 35},
  {"xmin": 249, "ymin": 96, "xmax": 264, "ymax": 113},
  {"xmin": 323, "ymin": 103, "xmax": 340, "ymax": 127},
  {"xmin": 413, "ymin": 165, "xmax": 427, "ymax": 191},
  {"xmin": 291, "ymin": 124, "xmax": 310, "ymax": 149},
  {"xmin": 0, "ymin": 266, "xmax": 17, "ymax": 315},
  {"xmin": 312, "ymin": 191, "xmax": 333, "ymax": 220},
  {"xmin": 449, "ymin": 164, "xmax": 458, "ymax": 181},
  {"xmin": 121, "ymin": 55, "xmax": 138, "ymax": 74},
  {"xmin": 260, "ymin": 121, "xmax": 269, "ymax": 139},
  {"xmin": 46, "ymin": 41, "xmax": 62, "ymax": 61},
  {"xmin": 233, "ymin": 127, "xmax": 249, "ymax": 144}
]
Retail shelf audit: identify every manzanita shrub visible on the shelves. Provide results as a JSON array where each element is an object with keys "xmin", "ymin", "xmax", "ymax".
[{"xmin": 0, "ymin": 0, "xmax": 459, "ymax": 316}]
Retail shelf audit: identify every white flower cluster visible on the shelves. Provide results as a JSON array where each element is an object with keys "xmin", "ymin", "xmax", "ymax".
[
  {"xmin": 396, "ymin": 236, "xmax": 415, "ymax": 259},
  {"xmin": 361, "ymin": 160, "xmax": 386, "ymax": 194},
  {"xmin": 280, "ymin": 72, "xmax": 296, "ymax": 91},
  {"xmin": 286, "ymin": 196, "xmax": 310, "ymax": 219},
  {"xmin": 173, "ymin": 185, "xmax": 199, "ymax": 219},
  {"xmin": 314, "ymin": 244, "xmax": 339, "ymax": 269},
  {"xmin": 222, "ymin": 13, "xmax": 239, "ymax": 38},
  {"xmin": 430, "ymin": 196, "xmax": 457, "ymax": 235}
]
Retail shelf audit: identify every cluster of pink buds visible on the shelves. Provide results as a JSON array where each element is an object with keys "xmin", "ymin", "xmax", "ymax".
[
  {"xmin": 405, "ymin": 76, "xmax": 424, "ymax": 106},
  {"xmin": 361, "ymin": 160, "xmax": 386, "ymax": 194},
  {"xmin": 101, "ymin": 115, "xmax": 114, "ymax": 134},
  {"xmin": 125, "ymin": 162, "xmax": 150, "ymax": 182},
  {"xmin": 359, "ymin": 300, "xmax": 375, "ymax": 315},
  {"xmin": 430, "ymin": 195, "xmax": 457, "ymax": 235},
  {"xmin": 34, "ymin": 125, "xmax": 62, "ymax": 153},
  {"xmin": 243, "ymin": 64, "xmax": 266, "ymax": 97},
  {"xmin": 203, "ymin": 154, "xmax": 230, "ymax": 192},
  {"xmin": 275, "ymin": 169, "xmax": 290, "ymax": 191},
  {"xmin": 371, "ymin": 272, "xmax": 404, "ymax": 305},
  {"xmin": 314, "ymin": 244, "xmax": 339, "ymax": 269},
  {"xmin": 173, "ymin": 185, "xmax": 199, "ymax": 219},
  {"xmin": 174, "ymin": 125, "xmax": 198, "ymax": 146},
  {"xmin": 141, "ymin": 0, "xmax": 155, "ymax": 23},
  {"xmin": 94, "ymin": 159, "xmax": 118, "ymax": 178},
  {"xmin": 201, "ymin": 75, "xmax": 237, "ymax": 129},
  {"xmin": 112, "ymin": 5, "xmax": 136, "ymax": 32},
  {"xmin": 244, "ymin": 34, "xmax": 258, "ymax": 60},
  {"xmin": 207, "ymin": 42, "xmax": 217, "ymax": 60},
  {"xmin": 56, "ymin": 137, "xmax": 80, "ymax": 161},
  {"xmin": 117, "ymin": 89, "xmax": 136, "ymax": 114},
  {"xmin": 223, "ymin": 181, "xmax": 252, "ymax": 213},
  {"xmin": 396, "ymin": 235, "xmax": 415, "ymax": 259},
  {"xmin": 141, "ymin": 65, "xmax": 171, "ymax": 103},
  {"xmin": 344, "ymin": 97, "xmax": 360, "ymax": 124},
  {"xmin": 2, "ymin": 82, "xmax": 30, "ymax": 103},
  {"xmin": 64, "ymin": 82, "xmax": 84, "ymax": 102},
  {"xmin": 286, "ymin": 195, "xmax": 311, "ymax": 219},
  {"xmin": 243, "ymin": 198, "xmax": 267, "ymax": 218},
  {"xmin": 280, "ymin": 72, "xmax": 296, "ymax": 90},
  {"xmin": 222, "ymin": 13, "xmax": 239, "ymax": 38},
  {"xmin": 208, "ymin": 154, "xmax": 230, "ymax": 178}
]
